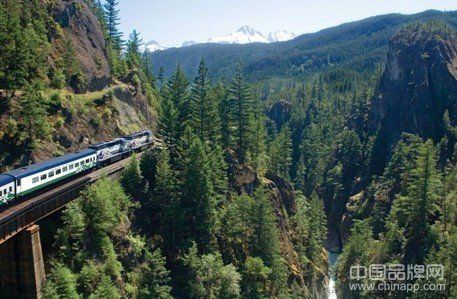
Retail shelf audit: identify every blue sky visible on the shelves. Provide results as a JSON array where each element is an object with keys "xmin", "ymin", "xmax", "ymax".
[{"xmin": 117, "ymin": 0, "xmax": 457, "ymax": 47}]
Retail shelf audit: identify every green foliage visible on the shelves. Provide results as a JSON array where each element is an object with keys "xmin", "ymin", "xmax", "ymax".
[
  {"xmin": 0, "ymin": 0, "xmax": 49, "ymax": 95},
  {"xmin": 189, "ymin": 58, "xmax": 220, "ymax": 144},
  {"xmin": 120, "ymin": 154, "xmax": 143, "ymax": 199},
  {"xmin": 20, "ymin": 81, "xmax": 52, "ymax": 148},
  {"xmin": 228, "ymin": 64, "xmax": 256, "ymax": 163},
  {"xmin": 136, "ymin": 249, "xmax": 173, "ymax": 299},
  {"xmin": 268, "ymin": 125, "xmax": 292, "ymax": 178},
  {"xmin": 182, "ymin": 242, "xmax": 241, "ymax": 299},
  {"xmin": 44, "ymin": 263, "xmax": 80, "ymax": 299}
]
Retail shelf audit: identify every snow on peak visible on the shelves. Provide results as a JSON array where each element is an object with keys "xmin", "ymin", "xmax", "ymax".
[
  {"xmin": 267, "ymin": 30, "xmax": 296, "ymax": 43},
  {"xmin": 182, "ymin": 40, "xmax": 198, "ymax": 47},
  {"xmin": 144, "ymin": 40, "xmax": 166, "ymax": 52},
  {"xmin": 207, "ymin": 26, "xmax": 295, "ymax": 45}
]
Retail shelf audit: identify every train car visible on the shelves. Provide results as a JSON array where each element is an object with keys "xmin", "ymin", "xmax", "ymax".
[
  {"xmin": 124, "ymin": 130, "xmax": 153, "ymax": 152},
  {"xmin": 5, "ymin": 149, "xmax": 97, "ymax": 201},
  {"xmin": 90, "ymin": 138, "xmax": 129, "ymax": 165},
  {"xmin": 0, "ymin": 175, "xmax": 15, "ymax": 205}
]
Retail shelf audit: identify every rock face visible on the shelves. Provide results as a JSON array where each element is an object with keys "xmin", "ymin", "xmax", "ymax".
[
  {"xmin": 49, "ymin": 0, "xmax": 111, "ymax": 92},
  {"xmin": 369, "ymin": 26, "xmax": 457, "ymax": 174}
]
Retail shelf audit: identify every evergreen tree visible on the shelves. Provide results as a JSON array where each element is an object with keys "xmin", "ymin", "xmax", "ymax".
[
  {"xmin": 162, "ymin": 65, "xmax": 190, "ymax": 142},
  {"xmin": 103, "ymin": 0, "xmax": 123, "ymax": 50},
  {"xmin": 189, "ymin": 58, "xmax": 220, "ymax": 144},
  {"xmin": 126, "ymin": 30, "xmax": 143, "ymax": 68},
  {"xmin": 158, "ymin": 66, "xmax": 165, "ymax": 88},
  {"xmin": 182, "ymin": 243, "xmax": 241, "ymax": 299},
  {"xmin": 120, "ymin": 154, "xmax": 143, "ymax": 200},
  {"xmin": 137, "ymin": 249, "xmax": 173, "ymax": 299},
  {"xmin": 228, "ymin": 63, "xmax": 255, "ymax": 163},
  {"xmin": 388, "ymin": 140, "xmax": 442, "ymax": 265},
  {"xmin": 180, "ymin": 130, "xmax": 217, "ymax": 251},
  {"xmin": 20, "ymin": 81, "xmax": 51, "ymax": 148},
  {"xmin": 268, "ymin": 125, "xmax": 292, "ymax": 178}
]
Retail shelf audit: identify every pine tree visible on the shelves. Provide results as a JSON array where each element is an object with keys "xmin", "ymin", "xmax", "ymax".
[
  {"xmin": 20, "ymin": 81, "xmax": 51, "ymax": 148},
  {"xmin": 182, "ymin": 243, "xmax": 241, "ymax": 299},
  {"xmin": 180, "ymin": 130, "xmax": 217, "ymax": 251},
  {"xmin": 103, "ymin": 0, "xmax": 123, "ymax": 50},
  {"xmin": 268, "ymin": 125, "xmax": 292, "ymax": 179},
  {"xmin": 162, "ymin": 65, "xmax": 190, "ymax": 142},
  {"xmin": 158, "ymin": 66, "xmax": 165, "ymax": 88},
  {"xmin": 189, "ymin": 58, "xmax": 220, "ymax": 144},
  {"xmin": 389, "ymin": 140, "xmax": 442, "ymax": 265},
  {"xmin": 120, "ymin": 154, "xmax": 143, "ymax": 200},
  {"xmin": 228, "ymin": 63, "xmax": 255, "ymax": 163},
  {"xmin": 137, "ymin": 248, "xmax": 173, "ymax": 299},
  {"xmin": 216, "ymin": 83, "xmax": 232, "ymax": 150},
  {"xmin": 126, "ymin": 30, "xmax": 143, "ymax": 68}
]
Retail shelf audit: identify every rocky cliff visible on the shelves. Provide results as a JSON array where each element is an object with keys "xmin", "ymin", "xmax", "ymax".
[
  {"xmin": 369, "ymin": 24, "xmax": 457, "ymax": 174},
  {"xmin": 48, "ymin": 0, "xmax": 111, "ymax": 92},
  {"xmin": 339, "ymin": 24, "xmax": 457, "ymax": 245},
  {"xmin": 0, "ymin": 0, "xmax": 157, "ymax": 171}
]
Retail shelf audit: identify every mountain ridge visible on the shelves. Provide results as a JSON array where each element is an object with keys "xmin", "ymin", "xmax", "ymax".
[{"xmin": 150, "ymin": 10, "xmax": 457, "ymax": 80}]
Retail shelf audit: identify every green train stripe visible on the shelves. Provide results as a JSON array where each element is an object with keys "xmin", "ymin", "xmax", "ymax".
[{"xmin": 17, "ymin": 162, "xmax": 96, "ymax": 198}]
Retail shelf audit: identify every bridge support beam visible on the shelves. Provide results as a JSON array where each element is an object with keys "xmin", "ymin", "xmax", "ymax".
[{"xmin": 0, "ymin": 224, "xmax": 46, "ymax": 299}]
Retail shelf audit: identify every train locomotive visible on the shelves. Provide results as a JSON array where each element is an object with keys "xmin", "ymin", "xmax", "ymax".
[{"xmin": 0, "ymin": 130, "xmax": 153, "ymax": 206}]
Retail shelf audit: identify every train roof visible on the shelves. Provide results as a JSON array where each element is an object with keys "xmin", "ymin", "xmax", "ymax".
[
  {"xmin": 4, "ymin": 149, "xmax": 96, "ymax": 179},
  {"xmin": 124, "ymin": 131, "xmax": 152, "ymax": 139},
  {"xmin": 0, "ymin": 175, "xmax": 14, "ymax": 186},
  {"xmin": 89, "ymin": 138, "xmax": 125, "ymax": 150}
]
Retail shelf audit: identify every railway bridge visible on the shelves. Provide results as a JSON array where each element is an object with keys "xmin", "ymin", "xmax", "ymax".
[{"xmin": 0, "ymin": 151, "xmax": 149, "ymax": 298}]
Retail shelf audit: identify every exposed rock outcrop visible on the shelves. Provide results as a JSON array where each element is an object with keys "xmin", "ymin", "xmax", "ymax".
[
  {"xmin": 48, "ymin": 0, "xmax": 111, "ymax": 92},
  {"xmin": 369, "ymin": 26, "xmax": 457, "ymax": 174},
  {"xmin": 267, "ymin": 100, "xmax": 292, "ymax": 130}
]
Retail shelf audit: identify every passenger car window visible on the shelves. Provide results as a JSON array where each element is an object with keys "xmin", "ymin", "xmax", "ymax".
[
  {"xmin": 69, "ymin": 165, "xmax": 74, "ymax": 170},
  {"xmin": 86, "ymin": 159, "xmax": 90, "ymax": 163},
  {"xmin": 17, "ymin": 179, "xmax": 21, "ymax": 186},
  {"xmin": 0, "ymin": 190, "xmax": 2, "ymax": 196},
  {"xmin": 75, "ymin": 163, "xmax": 80, "ymax": 167},
  {"xmin": 49, "ymin": 171, "xmax": 55, "ymax": 178},
  {"xmin": 56, "ymin": 169, "xmax": 62, "ymax": 175},
  {"xmin": 32, "ymin": 177, "xmax": 39, "ymax": 184},
  {"xmin": 41, "ymin": 174, "xmax": 47, "ymax": 180},
  {"xmin": 63, "ymin": 166, "xmax": 68, "ymax": 172},
  {"xmin": 9, "ymin": 187, "xmax": 12, "ymax": 192}
]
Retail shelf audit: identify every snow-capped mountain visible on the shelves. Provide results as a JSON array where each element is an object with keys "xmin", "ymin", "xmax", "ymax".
[
  {"xmin": 182, "ymin": 40, "xmax": 198, "ymax": 47},
  {"xmin": 144, "ymin": 40, "xmax": 167, "ymax": 52},
  {"xmin": 208, "ymin": 25, "xmax": 268, "ymax": 44},
  {"xmin": 267, "ymin": 30, "xmax": 296, "ymax": 42},
  {"xmin": 143, "ymin": 26, "xmax": 296, "ymax": 52}
]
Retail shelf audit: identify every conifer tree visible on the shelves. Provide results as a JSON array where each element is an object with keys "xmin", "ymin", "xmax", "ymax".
[
  {"xmin": 162, "ymin": 65, "xmax": 190, "ymax": 142},
  {"xmin": 268, "ymin": 125, "xmax": 292, "ymax": 178},
  {"xmin": 158, "ymin": 66, "xmax": 165, "ymax": 88},
  {"xmin": 137, "ymin": 248, "xmax": 173, "ymax": 299},
  {"xmin": 190, "ymin": 58, "xmax": 220, "ymax": 144},
  {"xmin": 388, "ymin": 140, "xmax": 442, "ymax": 265},
  {"xmin": 229, "ymin": 63, "xmax": 255, "ymax": 163},
  {"xmin": 120, "ymin": 154, "xmax": 143, "ymax": 200},
  {"xmin": 126, "ymin": 30, "xmax": 143, "ymax": 68},
  {"xmin": 20, "ymin": 81, "xmax": 51, "ymax": 148},
  {"xmin": 180, "ymin": 130, "xmax": 217, "ymax": 251},
  {"xmin": 103, "ymin": 0, "xmax": 123, "ymax": 50}
]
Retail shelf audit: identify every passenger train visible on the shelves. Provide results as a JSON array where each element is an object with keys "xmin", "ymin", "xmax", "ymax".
[{"xmin": 0, "ymin": 130, "xmax": 153, "ymax": 206}]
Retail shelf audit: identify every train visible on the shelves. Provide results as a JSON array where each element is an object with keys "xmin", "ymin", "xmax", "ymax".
[{"xmin": 0, "ymin": 130, "xmax": 153, "ymax": 207}]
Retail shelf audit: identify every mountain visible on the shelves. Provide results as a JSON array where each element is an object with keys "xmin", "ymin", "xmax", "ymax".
[
  {"xmin": 182, "ymin": 40, "xmax": 198, "ymax": 47},
  {"xmin": 267, "ymin": 30, "xmax": 296, "ymax": 42},
  {"xmin": 150, "ymin": 10, "xmax": 457, "ymax": 80},
  {"xmin": 144, "ymin": 40, "xmax": 167, "ymax": 52},
  {"xmin": 208, "ymin": 25, "xmax": 270, "ymax": 44}
]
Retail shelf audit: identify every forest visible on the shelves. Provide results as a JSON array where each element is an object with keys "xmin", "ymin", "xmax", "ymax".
[{"xmin": 0, "ymin": 0, "xmax": 456, "ymax": 298}]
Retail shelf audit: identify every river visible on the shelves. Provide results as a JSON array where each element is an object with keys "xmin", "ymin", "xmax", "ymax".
[{"xmin": 328, "ymin": 251, "xmax": 340, "ymax": 299}]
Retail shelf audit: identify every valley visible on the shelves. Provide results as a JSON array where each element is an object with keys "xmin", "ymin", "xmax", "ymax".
[{"xmin": 0, "ymin": 0, "xmax": 456, "ymax": 298}]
